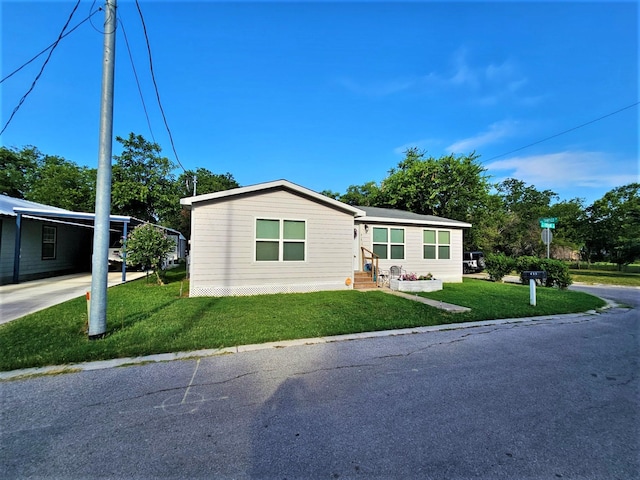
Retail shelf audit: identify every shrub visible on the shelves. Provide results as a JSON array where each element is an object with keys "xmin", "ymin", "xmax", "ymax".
[
  {"xmin": 485, "ymin": 253, "xmax": 515, "ymax": 282},
  {"xmin": 516, "ymin": 256, "xmax": 572, "ymax": 289}
]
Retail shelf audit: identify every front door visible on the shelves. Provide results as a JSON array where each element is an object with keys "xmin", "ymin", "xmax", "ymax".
[{"xmin": 353, "ymin": 225, "xmax": 361, "ymax": 271}]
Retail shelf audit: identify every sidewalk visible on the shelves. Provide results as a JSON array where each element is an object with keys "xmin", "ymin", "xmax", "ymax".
[{"xmin": 0, "ymin": 271, "xmax": 148, "ymax": 324}]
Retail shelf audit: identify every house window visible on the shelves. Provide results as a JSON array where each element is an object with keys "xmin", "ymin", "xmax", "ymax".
[
  {"xmin": 42, "ymin": 225, "xmax": 57, "ymax": 260},
  {"xmin": 423, "ymin": 229, "xmax": 450, "ymax": 260},
  {"xmin": 256, "ymin": 219, "xmax": 305, "ymax": 262},
  {"xmin": 373, "ymin": 227, "xmax": 404, "ymax": 260}
]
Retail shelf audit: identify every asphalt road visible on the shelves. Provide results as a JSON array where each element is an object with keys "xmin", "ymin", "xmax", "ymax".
[{"xmin": 1, "ymin": 286, "xmax": 638, "ymax": 479}]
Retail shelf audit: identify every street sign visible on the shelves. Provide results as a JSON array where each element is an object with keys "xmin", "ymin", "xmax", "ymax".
[
  {"xmin": 541, "ymin": 229, "xmax": 553, "ymax": 245},
  {"xmin": 539, "ymin": 217, "xmax": 557, "ymax": 229}
]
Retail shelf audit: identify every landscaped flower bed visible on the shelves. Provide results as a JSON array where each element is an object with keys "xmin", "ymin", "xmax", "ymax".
[{"xmin": 389, "ymin": 273, "xmax": 443, "ymax": 292}]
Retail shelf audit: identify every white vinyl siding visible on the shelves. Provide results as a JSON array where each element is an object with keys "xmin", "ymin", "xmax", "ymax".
[
  {"xmin": 189, "ymin": 189, "xmax": 355, "ymax": 296},
  {"xmin": 359, "ymin": 222, "xmax": 463, "ymax": 283}
]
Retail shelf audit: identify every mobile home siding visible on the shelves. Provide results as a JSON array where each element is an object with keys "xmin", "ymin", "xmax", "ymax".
[
  {"xmin": 189, "ymin": 189, "xmax": 355, "ymax": 296},
  {"xmin": 360, "ymin": 222, "xmax": 463, "ymax": 282},
  {"xmin": 0, "ymin": 216, "xmax": 92, "ymax": 285}
]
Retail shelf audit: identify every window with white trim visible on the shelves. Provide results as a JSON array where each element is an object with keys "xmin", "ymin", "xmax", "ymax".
[
  {"xmin": 256, "ymin": 219, "xmax": 305, "ymax": 262},
  {"xmin": 373, "ymin": 227, "xmax": 405, "ymax": 260},
  {"xmin": 423, "ymin": 229, "xmax": 450, "ymax": 260},
  {"xmin": 42, "ymin": 225, "xmax": 57, "ymax": 260}
]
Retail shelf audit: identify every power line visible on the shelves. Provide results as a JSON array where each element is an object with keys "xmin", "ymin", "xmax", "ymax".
[
  {"xmin": 118, "ymin": 17, "xmax": 156, "ymax": 144},
  {"xmin": 0, "ymin": 8, "xmax": 101, "ymax": 85},
  {"xmin": 1, "ymin": 0, "xmax": 83, "ymax": 136},
  {"xmin": 134, "ymin": 0, "xmax": 186, "ymax": 173},
  {"xmin": 483, "ymin": 101, "xmax": 640, "ymax": 163}
]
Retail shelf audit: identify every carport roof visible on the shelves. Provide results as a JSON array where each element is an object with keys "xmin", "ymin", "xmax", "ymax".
[{"xmin": 1, "ymin": 194, "xmax": 131, "ymax": 225}]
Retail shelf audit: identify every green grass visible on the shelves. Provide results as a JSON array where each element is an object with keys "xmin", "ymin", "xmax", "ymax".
[
  {"xmin": 567, "ymin": 261, "xmax": 640, "ymax": 274},
  {"xmin": 0, "ymin": 270, "xmax": 606, "ymax": 372},
  {"xmin": 420, "ymin": 279, "xmax": 605, "ymax": 318},
  {"xmin": 569, "ymin": 269, "xmax": 640, "ymax": 287}
]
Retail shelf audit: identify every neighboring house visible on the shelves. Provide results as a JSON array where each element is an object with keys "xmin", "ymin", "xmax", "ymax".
[
  {"xmin": 164, "ymin": 228, "xmax": 188, "ymax": 268},
  {"xmin": 0, "ymin": 196, "xmax": 94, "ymax": 285},
  {"xmin": 180, "ymin": 180, "xmax": 471, "ymax": 297},
  {"xmin": 0, "ymin": 195, "xmax": 187, "ymax": 285}
]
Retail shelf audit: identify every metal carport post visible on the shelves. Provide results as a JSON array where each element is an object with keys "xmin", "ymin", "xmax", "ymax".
[{"xmin": 11, "ymin": 207, "xmax": 131, "ymax": 284}]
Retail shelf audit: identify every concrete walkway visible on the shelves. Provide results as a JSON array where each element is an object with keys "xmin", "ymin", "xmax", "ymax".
[
  {"xmin": 381, "ymin": 288, "xmax": 471, "ymax": 312},
  {"xmin": 0, "ymin": 271, "xmax": 148, "ymax": 324}
]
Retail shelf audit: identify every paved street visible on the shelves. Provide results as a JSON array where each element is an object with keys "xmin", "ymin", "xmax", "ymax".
[{"xmin": 1, "ymin": 286, "xmax": 638, "ymax": 479}]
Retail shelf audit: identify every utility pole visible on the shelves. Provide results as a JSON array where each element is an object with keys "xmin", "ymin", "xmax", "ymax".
[
  {"xmin": 89, "ymin": 0, "xmax": 117, "ymax": 339},
  {"xmin": 193, "ymin": 175, "xmax": 197, "ymax": 196}
]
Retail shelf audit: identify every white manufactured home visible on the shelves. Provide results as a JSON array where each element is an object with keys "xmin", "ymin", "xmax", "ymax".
[{"xmin": 181, "ymin": 180, "xmax": 471, "ymax": 297}]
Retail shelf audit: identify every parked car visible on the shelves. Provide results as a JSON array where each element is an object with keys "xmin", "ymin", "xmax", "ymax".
[{"xmin": 463, "ymin": 251, "xmax": 486, "ymax": 274}]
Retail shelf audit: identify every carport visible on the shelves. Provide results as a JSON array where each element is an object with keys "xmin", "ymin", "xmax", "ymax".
[{"xmin": 11, "ymin": 206, "xmax": 134, "ymax": 284}]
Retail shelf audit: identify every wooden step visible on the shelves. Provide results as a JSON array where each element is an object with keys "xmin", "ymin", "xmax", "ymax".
[{"xmin": 353, "ymin": 271, "xmax": 378, "ymax": 289}]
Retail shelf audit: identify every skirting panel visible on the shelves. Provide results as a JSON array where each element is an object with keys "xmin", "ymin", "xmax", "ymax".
[{"xmin": 191, "ymin": 282, "xmax": 349, "ymax": 297}]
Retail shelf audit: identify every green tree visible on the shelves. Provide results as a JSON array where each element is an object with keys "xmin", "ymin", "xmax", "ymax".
[
  {"xmin": 494, "ymin": 178, "xmax": 558, "ymax": 256},
  {"xmin": 28, "ymin": 155, "xmax": 96, "ymax": 211},
  {"xmin": 339, "ymin": 181, "xmax": 384, "ymax": 206},
  {"xmin": 0, "ymin": 146, "xmax": 40, "ymax": 198},
  {"xmin": 164, "ymin": 168, "xmax": 239, "ymax": 238},
  {"xmin": 380, "ymin": 149, "xmax": 490, "ymax": 221},
  {"xmin": 125, "ymin": 223, "xmax": 176, "ymax": 285},
  {"xmin": 586, "ymin": 183, "xmax": 640, "ymax": 268},
  {"xmin": 323, "ymin": 148, "xmax": 493, "ymax": 251},
  {"xmin": 111, "ymin": 133, "xmax": 176, "ymax": 222},
  {"xmin": 548, "ymin": 198, "xmax": 587, "ymax": 260}
]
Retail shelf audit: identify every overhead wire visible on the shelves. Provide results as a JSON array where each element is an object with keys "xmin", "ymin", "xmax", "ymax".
[
  {"xmin": 1, "ymin": 0, "xmax": 83, "ymax": 136},
  {"xmin": 0, "ymin": 8, "xmax": 102, "ymax": 85},
  {"xmin": 118, "ymin": 16, "xmax": 156, "ymax": 144},
  {"xmin": 482, "ymin": 101, "xmax": 640, "ymax": 163},
  {"xmin": 134, "ymin": 0, "xmax": 186, "ymax": 173}
]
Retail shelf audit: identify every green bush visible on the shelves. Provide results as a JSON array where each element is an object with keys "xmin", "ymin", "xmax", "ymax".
[
  {"xmin": 516, "ymin": 256, "xmax": 572, "ymax": 289},
  {"xmin": 485, "ymin": 253, "xmax": 515, "ymax": 282}
]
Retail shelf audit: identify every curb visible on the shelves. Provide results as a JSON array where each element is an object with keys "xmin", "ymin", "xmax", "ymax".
[{"xmin": 0, "ymin": 308, "xmax": 613, "ymax": 382}]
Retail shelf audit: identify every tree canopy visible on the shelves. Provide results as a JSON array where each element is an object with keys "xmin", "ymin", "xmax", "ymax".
[
  {"xmin": 111, "ymin": 133, "xmax": 176, "ymax": 223},
  {"xmin": 2, "ymin": 138, "xmax": 638, "ymax": 267},
  {"xmin": 125, "ymin": 223, "xmax": 176, "ymax": 285}
]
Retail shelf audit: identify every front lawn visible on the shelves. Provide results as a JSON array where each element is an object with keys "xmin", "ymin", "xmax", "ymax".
[{"xmin": 0, "ymin": 271, "xmax": 605, "ymax": 372}]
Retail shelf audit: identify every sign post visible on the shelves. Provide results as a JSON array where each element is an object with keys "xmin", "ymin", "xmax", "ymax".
[
  {"xmin": 539, "ymin": 218, "xmax": 557, "ymax": 259},
  {"xmin": 522, "ymin": 271, "xmax": 547, "ymax": 306}
]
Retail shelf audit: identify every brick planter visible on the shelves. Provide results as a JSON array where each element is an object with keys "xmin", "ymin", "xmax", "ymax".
[{"xmin": 389, "ymin": 278, "xmax": 443, "ymax": 293}]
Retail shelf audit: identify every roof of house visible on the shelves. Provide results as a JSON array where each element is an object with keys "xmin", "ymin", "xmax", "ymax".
[
  {"xmin": 180, "ymin": 179, "xmax": 367, "ymax": 216},
  {"xmin": 180, "ymin": 179, "xmax": 472, "ymax": 228},
  {"xmin": 355, "ymin": 206, "xmax": 472, "ymax": 228}
]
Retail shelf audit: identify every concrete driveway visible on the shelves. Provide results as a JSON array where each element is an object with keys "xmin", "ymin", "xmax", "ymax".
[{"xmin": 0, "ymin": 271, "xmax": 148, "ymax": 324}]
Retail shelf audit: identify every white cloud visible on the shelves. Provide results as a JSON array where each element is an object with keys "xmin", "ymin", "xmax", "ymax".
[
  {"xmin": 485, "ymin": 151, "xmax": 638, "ymax": 190},
  {"xmin": 446, "ymin": 120, "xmax": 519, "ymax": 153},
  {"xmin": 337, "ymin": 48, "xmax": 539, "ymax": 108}
]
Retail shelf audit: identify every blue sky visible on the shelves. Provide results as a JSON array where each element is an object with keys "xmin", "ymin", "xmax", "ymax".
[{"xmin": 2, "ymin": 0, "xmax": 638, "ymax": 205}]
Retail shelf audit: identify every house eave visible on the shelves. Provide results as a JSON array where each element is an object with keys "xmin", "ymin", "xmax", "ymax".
[{"xmin": 355, "ymin": 215, "xmax": 472, "ymax": 228}]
